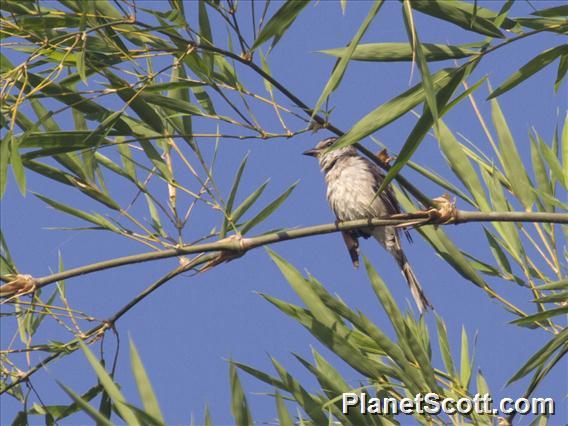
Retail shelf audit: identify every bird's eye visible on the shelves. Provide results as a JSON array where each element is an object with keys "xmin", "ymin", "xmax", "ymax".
[{"xmin": 326, "ymin": 140, "xmax": 334, "ymax": 147}]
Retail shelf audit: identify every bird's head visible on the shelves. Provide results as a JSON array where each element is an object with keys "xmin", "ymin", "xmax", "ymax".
[{"xmin": 303, "ymin": 137, "xmax": 356, "ymax": 171}]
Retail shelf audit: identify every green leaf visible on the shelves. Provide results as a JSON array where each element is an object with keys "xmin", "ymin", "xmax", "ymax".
[
  {"xmin": 129, "ymin": 339, "xmax": 165, "ymax": 424},
  {"xmin": 267, "ymin": 248, "xmax": 337, "ymax": 328},
  {"xmin": 489, "ymin": 45, "xmax": 568, "ymax": 99},
  {"xmin": 104, "ymin": 71, "xmax": 165, "ymax": 134},
  {"xmin": 260, "ymin": 292, "xmax": 394, "ymax": 380},
  {"xmin": 491, "ymin": 98, "xmax": 535, "ymax": 209},
  {"xmin": 117, "ymin": 138, "xmax": 137, "ymax": 181},
  {"xmin": 530, "ymin": 135, "xmax": 553, "ymax": 212},
  {"xmin": 407, "ymin": 160, "xmax": 477, "ymax": 207},
  {"xmin": 10, "ymin": 134, "xmax": 26, "ymax": 195},
  {"xmin": 229, "ymin": 363, "xmax": 252, "ymax": 426},
  {"xmin": 511, "ymin": 307, "xmax": 568, "ymax": 327},
  {"xmin": 168, "ymin": 62, "xmax": 194, "ymax": 137},
  {"xmin": 533, "ymin": 292, "xmax": 568, "ymax": 303},
  {"xmin": 34, "ymin": 193, "xmax": 121, "ymax": 233},
  {"xmin": 143, "ymin": 93, "xmax": 205, "ymax": 117},
  {"xmin": 275, "ymin": 391, "xmax": 294, "ymax": 426},
  {"xmin": 0, "ymin": 130, "xmax": 11, "ymax": 197},
  {"xmin": 554, "ymin": 52, "xmax": 567, "ymax": 91},
  {"xmin": 58, "ymin": 383, "xmax": 112, "ymax": 426},
  {"xmin": 459, "ymin": 326, "xmax": 472, "ymax": 389},
  {"xmin": 240, "ymin": 181, "xmax": 298, "ymax": 234},
  {"xmin": 233, "ymin": 360, "xmax": 285, "ymax": 389},
  {"xmin": 204, "ymin": 405, "xmax": 212, "ymax": 426},
  {"xmin": 437, "ymin": 120, "xmax": 489, "ymax": 210},
  {"xmin": 251, "ymin": 0, "xmax": 310, "ymax": 51},
  {"xmin": 403, "ymin": 0, "xmax": 438, "ymax": 122},
  {"xmin": 410, "ymin": 0, "xmax": 505, "ymax": 38},
  {"xmin": 78, "ymin": 341, "xmax": 138, "ymax": 425},
  {"xmin": 375, "ymin": 61, "xmax": 477, "ymax": 196},
  {"xmin": 221, "ymin": 153, "xmax": 249, "ymax": 238},
  {"xmin": 29, "ymin": 385, "xmax": 102, "ymax": 422},
  {"xmin": 312, "ymin": 0, "xmax": 384, "ymax": 117},
  {"xmin": 536, "ymin": 279, "xmax": 568, "ymax": 291},
  {"xmin": 507, "ymin": 328, "xmax": 568, "ymax": 384},
  {"xmin": 229, "ymin": 180, "xmax": 269, "ymax": 227},
  {"xmin": 532, "ymin": 5, "xmax": 568, "ymax": 17},
  {"xmin": 145, "ymin": 194, "xmax": 166, "ymax": 238},
  {"xmin": 138, "ymin": 139, "xmax": 172, "ymax": 182},
  {"xmin": 539, "ymin": 136, "xmax": 567, "ymax": 189},
  {"xmin": 271, "ymin": 358, "xmax": 330, "ymax": 425},
  {"xmin": 198, "ymin": 0, "xmax": 214, "ymax": 74},
  {"xmin": 332, "ymin": 67, "xmax": 455, "ymax": 150},
  {"xmin": 320, "ymin": 42, "xmax": 477, "ymax": 62},
  {"xmin": 436, "ymin": 315, "xmax": 457, "ymax": 379}
]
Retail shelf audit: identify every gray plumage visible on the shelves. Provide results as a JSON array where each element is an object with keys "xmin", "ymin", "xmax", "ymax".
[{"xmin": 304, "ymin": 136, "xmax": 432, "ymax": 314}]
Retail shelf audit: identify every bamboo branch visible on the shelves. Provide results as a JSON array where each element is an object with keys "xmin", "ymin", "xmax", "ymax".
[{"xmin": 1, "ymin": 210, "xmax": 566, "ymax": 298}]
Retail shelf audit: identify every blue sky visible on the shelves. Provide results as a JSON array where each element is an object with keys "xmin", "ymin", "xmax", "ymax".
[{"xmin": 1, "ymin": 1, "xmax": 566, "ymax": 424}]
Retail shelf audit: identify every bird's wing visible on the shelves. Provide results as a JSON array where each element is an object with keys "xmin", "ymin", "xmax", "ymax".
[
  {"xmin": 363, "ymin": 158, "xmax": 402, "ymax": 215},
  {"xmin": 364, "ymin": 157, "xmax": 413, "ymax": 242}
]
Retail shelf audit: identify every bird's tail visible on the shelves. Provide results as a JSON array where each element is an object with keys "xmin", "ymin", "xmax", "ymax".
[{"xmin": 395, "ymin": 251, "xmax": 432, "ymax": 314}]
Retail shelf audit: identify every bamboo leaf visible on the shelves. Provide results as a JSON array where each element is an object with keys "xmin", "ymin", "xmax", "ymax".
[
  {"xmin": 437, "ymin": 120, "xmax": 489, "ymax": 210},
  {"xmin": 403, "ymin": 0, "xmax": 438, "ymax": 122},
  {"xmin": 410, "ymin": 0, "xmax": 505, "ymax": 38},
  {"xmin": 240, "ymin": 181, "xmax": 298, "ymax": 234},
  {"xmin": 275, "ymin": 391, "xmax": 294, "ymax": 426},
  {"xmin": 129, "ymin": 339, "xmax": 165, "ymax": 424},
  {"xmin": 539, "ymin": 136, "xmax": 567, "ymax": 189},
  {"xmin": 10, "ymin": 134, "xmax": 26, "ymax": 195},
  {"xmin": 320, "ymin": 42, "xmax": 477, "ymax": 62},
  {"xmin": 312, "ymin": 0, "xmax": 384, "ymax": 117},
  {"xmin": 259, "ymin": 293, "xmax": 395, "ymax": 380},
  {"xmin": 229, "ymin": 180, "xmax": 269, "ymax": 226},
  {"xmin": 532, "ymin": 5, "xmax": 568, "ymax": 17},
  {"xmin": 58, "ymin": 383, "xmax": 112, "ymax": 426},
  {"xmin": 376, "ymin": 61, "xmax": 477, "ymax": 196},
  {"xmin": 168, "ymin": 63, "xmax": 194, "ymax": 138},
  {"xmin": 491, "ymin": 98, "xmax": 535, "ymax": 209},
  {"xmin": 436, "ymin": 315, "xmax": 457, "ymax": 379},
  {"xmin": 229, "ymin": 363, "xmax": 252, "ymax": 426},
  {"xmin": 198, "ymin": 0, "xmax": 214, "ymax": 74},
  {"xmin": 34, "ymin": 193, "xmax": 121, "ymax": 233},
  {"xmin": 407, "ymin": 160, "xmax": 477, "ymax": 207},
  {"xmin": 507, "ymin": 328, "xmax": 568, "ymax": 384},
  {"xmin": 0, "ymin": 131, "xmax": 11, "ymax": 197},
  {"xmin": 536, "ymin": 279, "xmax": 568, "ymax": 291},
  {"xmin": 78, "ymin": 341, "xmax": 138, "ymax": 425},
  {"xmin": 251, "ymin": 0, "xmax": 310, "ymax": 51},
  {"xmin": 530, "ymin": 135, "xmax": 553, "ymax": 212},
  {"xmin": 332, "ymin": 67, "xmax": 455, "ymax": 150},
  {"xmin": 489, "ymin": 45, "xmax": 568, "ymax": 99},
  {"xmin": 271, "ymin": 358, "xmax": 330, "ymax": 425},
  {"xmin": 221, "ymin": 154, "xmax": 249, "ymax": 238},
  {"xmin": 267, "ymin": 248, "xmax": 337, "ymax": 328},
  {"xmin": 533, "ymin": 292, "xmax": 568, "ymax": 303},
  {"xmin": 104, "ymin": 71, "xmax": 164, "ymax": 134},
  {"xmin": 554, "ymin": 53, "xmax": 567, "ymax": 92},
  {"xmin": 511, "ymin": 307, "xmax": 568, "ymax": 327},
  {"xmin": 143, "ymin": 93, "xmax": 205, "ymax": 117},
  {"xmin": 459, "ymin": 326, "xmax": 472, "ymax": 389}
]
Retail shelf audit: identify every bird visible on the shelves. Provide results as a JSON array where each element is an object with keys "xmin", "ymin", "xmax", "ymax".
[{"xmin": 303, "ymin": 136, "xmax": 432, "ymax": 314}]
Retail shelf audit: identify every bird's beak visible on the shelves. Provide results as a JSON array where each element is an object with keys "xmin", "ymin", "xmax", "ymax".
[{"xmin": 302, "ymin": 148, "xmax": 319, "ymax": 157}]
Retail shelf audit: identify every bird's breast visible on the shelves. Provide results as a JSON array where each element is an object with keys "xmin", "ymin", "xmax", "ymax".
[{"xmin": 325, "ymin": 163, "xmax": 384, "ymax": 221}]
